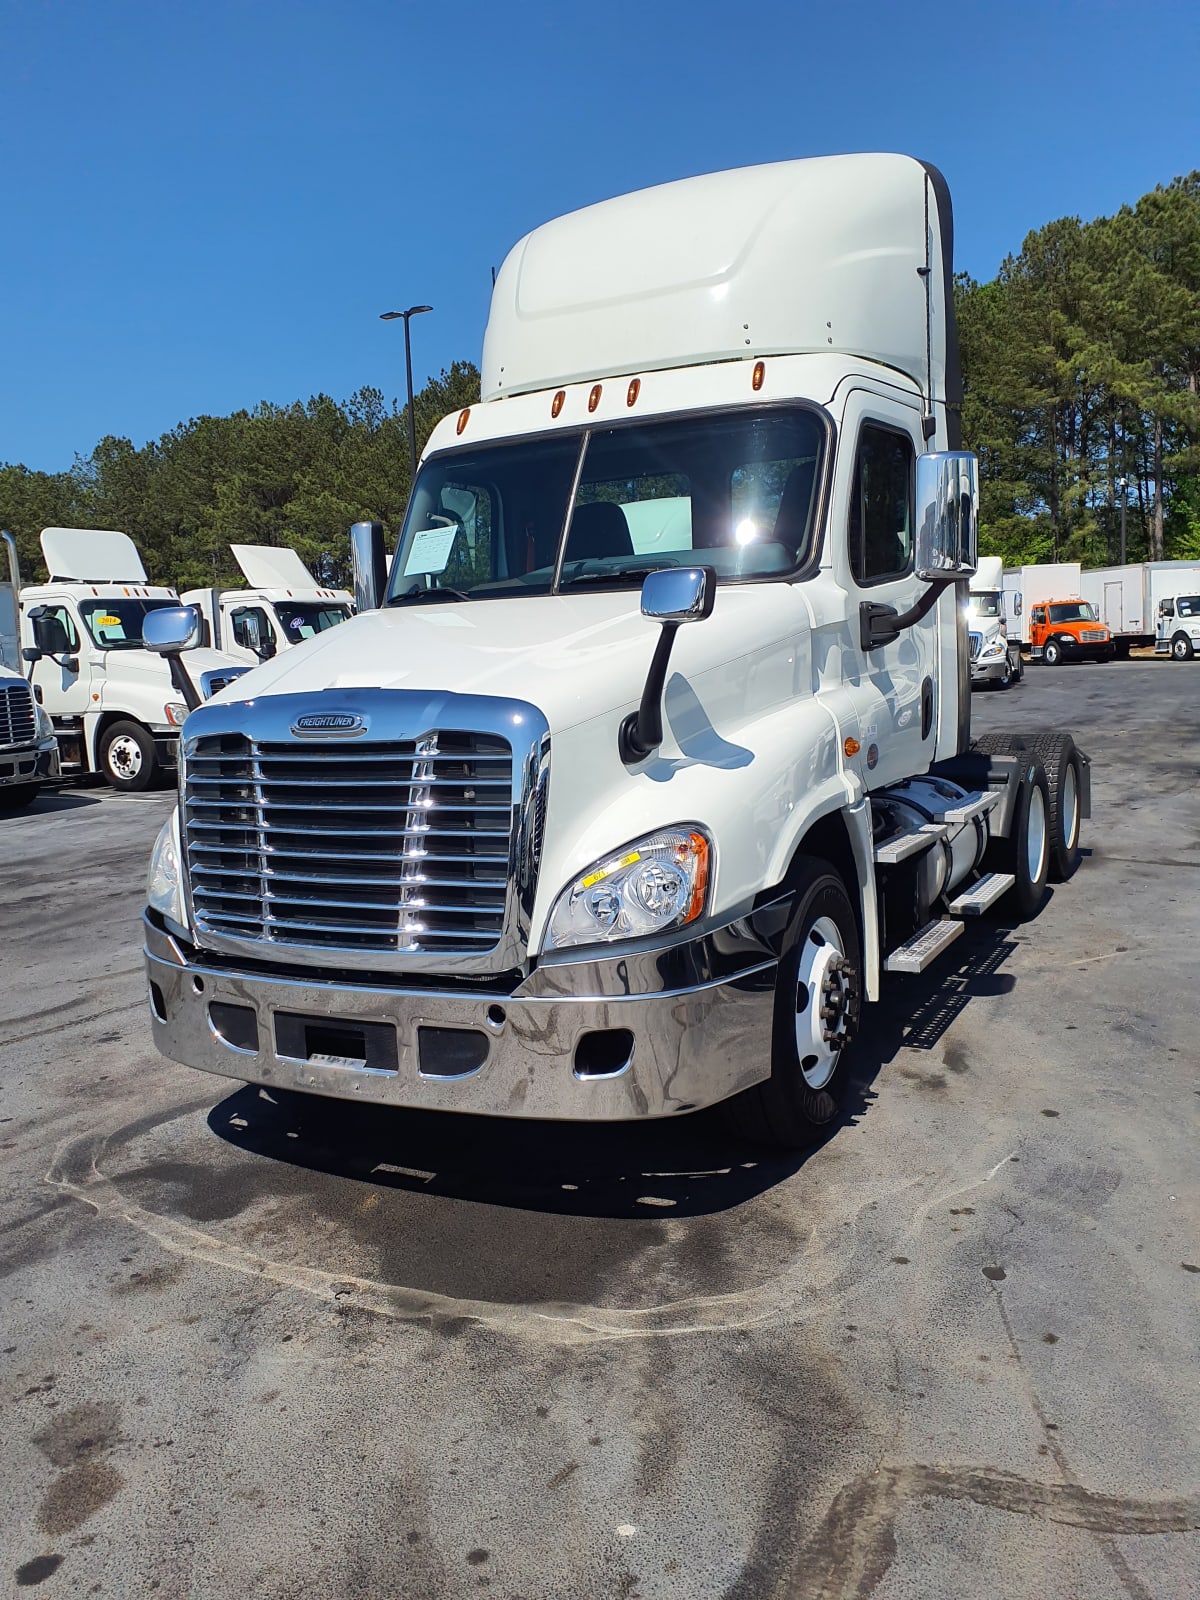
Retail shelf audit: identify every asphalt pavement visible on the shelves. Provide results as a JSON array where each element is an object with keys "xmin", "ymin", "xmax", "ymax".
[{"xmin": 1, "ymin": 660, "xmax": 1197, "ymax": 1599}]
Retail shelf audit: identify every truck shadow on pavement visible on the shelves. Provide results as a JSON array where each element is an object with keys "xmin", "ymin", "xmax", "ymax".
[{"xmin": 207, "ymin": 924, "xmax": 1021, "ymax": 1223}]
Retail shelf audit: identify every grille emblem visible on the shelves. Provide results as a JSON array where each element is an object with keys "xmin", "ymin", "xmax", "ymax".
[{"xmin": 291, "ymin": 712, "xmax": 366, "ymax": 737}]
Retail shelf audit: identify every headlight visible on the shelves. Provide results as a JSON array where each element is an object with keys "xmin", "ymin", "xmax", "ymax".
[
  {"xmin": 147, "ymin": 810, "xmax": 187, "ymax": 931},
  {"xmin": 544, "ymin": 827, "xmax": 711, "ymax": 951},
  {"xmin": 164, "ymin": 702, "xmax": 189, "ymax": 727},
  {"xmin": 36, "ymin": 705, "xmax": 54, "ymax": 738},
  {"xmin": 981, "ymin": 640, "xmax": 1005, "ymax": 658}
]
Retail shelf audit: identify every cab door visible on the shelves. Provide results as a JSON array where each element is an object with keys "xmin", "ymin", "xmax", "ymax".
[
  {"xmin": 26, "ymin": 598, "xmax": 92, "ymax": 720},
  {"xmin": 833, "ymin": 392, "xmax": 937, "ymax": 789}
]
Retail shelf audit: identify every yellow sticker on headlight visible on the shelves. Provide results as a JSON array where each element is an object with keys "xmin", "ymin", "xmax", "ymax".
[{"xmin": 580, "ymin": 849, "xmax": 641, "ymax": 889}]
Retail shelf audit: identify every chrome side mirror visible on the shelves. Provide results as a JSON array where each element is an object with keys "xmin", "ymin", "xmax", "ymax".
[
  {"xmin": 915, "ymin": 452, "xmax": 978, "ymax": 579},
  {"xmin": 620, "ymin": 567, "xmax": 716, "ymax": 764},
  {"xmin": 143, "ymin": 605, "xmax": 201, "ymax": 655},
  {"xmin": 351, "ymin": 521, "xmax": 388, "ymax": 612},
  {"xmin": 640, "ymin": 566, "xmax": 717, "ymax": 625}
]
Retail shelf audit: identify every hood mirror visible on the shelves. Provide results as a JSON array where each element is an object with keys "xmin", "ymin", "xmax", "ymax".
[
  {"xmin": 620, "ymin": 567, "xmax": 716, "ymax": 765},
  {"xmin": 143, "ymin": 605, "xmax": 201, "ymax": 656}
]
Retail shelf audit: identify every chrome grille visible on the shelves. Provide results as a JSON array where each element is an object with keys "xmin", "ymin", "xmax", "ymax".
[
  {"xmin": 0, "ymin": 680, "xmax": 36, "ymax": 748},
  {"xmin": 1080, "ymin": 628, "xmax": 1106, "ymax": 642},
  {"xmin": 183, "ymin": 731, "xmax": 515, "ymax": 956},
  {"xmin": 969, "ymin": 631, "xmax": 982, "ymax": 660}
]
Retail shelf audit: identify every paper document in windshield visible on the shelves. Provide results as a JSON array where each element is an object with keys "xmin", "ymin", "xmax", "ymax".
[{"xmin": 404, "ymin": 525, "xmax": 458, "ymax": 575}]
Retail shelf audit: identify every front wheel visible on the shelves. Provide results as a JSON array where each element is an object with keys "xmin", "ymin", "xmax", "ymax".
[
  {"xmin": 1172, "ymin": 633, "xmax": 1195, "ymax": 661},
  {"xmin": 997, "ymin": 654, "xmax": 1012, "ymax": 689},
  {"xmin": 722, "ymin": 858, "xmax": 861, "ymax": 1148},
  {"xmin": 1042, "ymin": 639, "xmax": 1062, "ymax": 666},
  {"xmin": 99, "ymin": 720, "xmax": 158, "ymax": 792}
]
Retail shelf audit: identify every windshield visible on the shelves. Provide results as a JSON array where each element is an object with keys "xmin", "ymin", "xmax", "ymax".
[
  {"xmin": 969, "ymin": 591, "xmax": 1002, "ymax": 619},
  {"xmin": 272, "ymin": 601, "xmax": 352, "ymax": 640},
  {"xmin": 1177, "ymin": 596, "xmax": 1200, "ymax": 618},
  {"xmin": 1048, "ymin": 602, "xmax": 1097, "ymax": 623},
  {"xmin": 386, "ymin": 406, "xmax": 827, "ymax": 603},
  {"xmin": 79, "ymin": 598, "xmax": 180, "ymax": 651}
]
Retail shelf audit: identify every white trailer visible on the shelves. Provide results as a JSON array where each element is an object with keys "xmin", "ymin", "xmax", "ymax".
[
  {"xmin": 142, "ymin": 154, "xmax": 1093, "ymax": 1149},
  {"xmin": 1002, "ymin": 563, "xmax": 1082, "ymax": 646},
  {"xmin": 181, "ymin": 545, "xmax": 353, "ymax": 667}
]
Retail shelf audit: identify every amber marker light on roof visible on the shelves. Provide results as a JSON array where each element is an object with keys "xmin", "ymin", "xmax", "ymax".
[
  {"xmin": 752, "ymin": 360, "xmax": 766, "ymax": 391},
  {"xmin": 551, "ymin": 390, "xmax": 566, "ymax": 418},
  {"xmin": 456, "ymin": 409, "xmax": 470, "ymax": 434},
  {"xmin": 588, "ymin": 384, "xmax": 603, "ymax": 413},
  {"xmin": 627, "ymin": 378, "xmax": 641, "ymax": 407}
]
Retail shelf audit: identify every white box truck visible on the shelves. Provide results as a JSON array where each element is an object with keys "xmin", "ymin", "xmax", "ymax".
[
  {"xmin": 20, "ymin": 528, "xmax": 249, "ymax": 790},
  {"xmin": 1155, "ymin": 588, "xmax": 1200, "ymax": 659},
  {"xmin": 1079, "ymin": 562, "xmax": 1200, "ymax": 655},
  {"xmin": 181, "ymin": 545, "xmax": 353, "ymax": 667},
  {"xmin": 142, "ymin": 155, "xmax": 1092, "ymax": 1147},
  {"xmin": 967, "ymin": 555, "xmax": 1021, "ymax": 688},
  {"xmin": 1, "ymin": 531, "xmax": 60, "ymax": 810}
]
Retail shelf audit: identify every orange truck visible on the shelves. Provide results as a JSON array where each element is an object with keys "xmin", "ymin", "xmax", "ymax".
[{"xmin": 1026, "ymin": 599, "xmax": 1114, "ymax": 666}]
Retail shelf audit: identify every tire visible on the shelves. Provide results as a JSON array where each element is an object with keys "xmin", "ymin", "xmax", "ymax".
[
  {"xmin": 972, "ymin": 732, "xmax": 1084, "ymax": 882},
  {"xmin": 1042, "ymin": 639, "xmax": 1062, "ymax": 666},
  {"xmin": 0, "ymin": 784, "xmax": 39, "ymax": 811},
  {"xmin": 99, "ymin": 720, "xmax": 158, "ymax": 792},
  {"xmin": 981, "ymin": 756, "xmax": 1050, "ymax": 917},
  {"xmin": 722, "ymin": 857, "xmax": 862, "ymax": 1149},
  {"xmin": 995, "ymin": 654, "xmax": 1012, "ymax": 690},
  {"xmin": 1011, "ymin": 649, "xmax": 1024, "ymax": 683},
  {"xmin": 1171, "ymin": 633, "xmax": 1194, "ymax": 661}
]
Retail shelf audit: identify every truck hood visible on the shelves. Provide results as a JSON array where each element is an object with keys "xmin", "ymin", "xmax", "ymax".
[
  {"xmin": 102, "ymin": 646, "xmax": 246, "ymax": 698},
  {"xmin": 211, "ymin": 588, "xmax": 810, "ymax": 734}
]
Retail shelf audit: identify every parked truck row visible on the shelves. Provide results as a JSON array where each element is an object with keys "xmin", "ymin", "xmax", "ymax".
[
  {"xmin": 140, "ymin": 153, "xmax": 1095, "ymax": 1148},
  {"xmin": 1003, "ymin": 559, "xmax": 1200, "ymax": 663},
  {"xmin": 2, "ymin": 530, "xmax": 353, "ymax": 795}
]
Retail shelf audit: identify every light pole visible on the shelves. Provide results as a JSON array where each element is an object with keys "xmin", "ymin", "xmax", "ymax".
[
  {"xmin": 1116, "ymin": 476, "xmax": 1128, "ymax": 565},
  {"xmin": 380, "ymin": 305, "xmax": 433, "ymax": 485}
]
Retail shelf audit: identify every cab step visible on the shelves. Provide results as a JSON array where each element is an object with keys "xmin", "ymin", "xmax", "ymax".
[
  {"xmin": 947, "ymin": 872, "xmax": 1014, "ymax": 916},
  {"xmin": 884, "ymin": 918, "xmax": 964, "ymax": 974},
  {"xmin": 928, "ymin": 789, "xmax": 1001, "ymax": 826},
  {"xmin": 873, "ymin": 822, "xmax": 950, "ymax": 865}
]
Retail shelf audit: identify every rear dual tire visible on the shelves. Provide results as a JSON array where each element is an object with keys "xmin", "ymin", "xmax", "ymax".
[{"xmin": 974, "ymin": 732, "xmax": 1083, "ymax": 882}]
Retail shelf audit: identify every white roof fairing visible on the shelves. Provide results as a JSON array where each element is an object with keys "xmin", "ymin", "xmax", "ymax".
[
  {"xmin": 482, "ymin": 154, "xmax": 958, "ymax": 433},
  {"xmin": 40, "ymin": 527, "xmax": 148, "ymax": 583},
  {"xmin": 230, "ymin": 545, "xmax": 320, "ymax": 591}
]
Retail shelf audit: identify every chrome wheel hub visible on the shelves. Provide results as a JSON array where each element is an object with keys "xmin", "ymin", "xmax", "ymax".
[
  {"xmin": 795, "ymin": 915, "xmax": 857, "ymax": 1090},
  {"xmin": 109, "ymin": 735, "xmax": 143, "ymax": 779}
]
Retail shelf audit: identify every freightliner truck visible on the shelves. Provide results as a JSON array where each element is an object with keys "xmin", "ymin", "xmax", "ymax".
[
  {"xmin": 1, "ymin": 531, "xmax": 60, "ymax": 810},
  {"xmin": 966, "ymin": 555, "xmax": 1021, "ymax": 688},
  {"xmin": 181, "ymin": 544, "xmax": 354, "ymax": 668},
  {"xmin": 19, "ymin": 527, "xmax": 248, "ymax": 790},
  {"xmin": 143, "ymin": 155, "xmax": 1092, "ymax": 1146}
]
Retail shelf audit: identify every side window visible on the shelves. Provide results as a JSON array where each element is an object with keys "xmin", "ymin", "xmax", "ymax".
[
  {"xmin": 1031, "ymin": 606, "xmax": 1046, "ymax": 625},
  {"xmin": 43, "ymin": 605, "xmax": 80, "ymax": 650},
  {"xmin": 231, "ymin": 607, "xmax": 270, "ymax": 652},
  {"xmin": 848, "ymin": 424, "xmax": 914, "ymax": 584}
]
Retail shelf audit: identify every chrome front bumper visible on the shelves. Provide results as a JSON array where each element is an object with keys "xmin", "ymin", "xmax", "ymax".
[
  {"xmin": 143, "ymin": 911, "xmax": 780, "ymax": 1120},
  {"xmin": 0, "ymin": 737, "xmax": 59, "ymax": 788}
]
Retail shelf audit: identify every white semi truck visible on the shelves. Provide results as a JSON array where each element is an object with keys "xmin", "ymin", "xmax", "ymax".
[
  {"xmin": 966, "ymin": 555, "xmax": 1021, "ymax": 688},
  {"xmin": 142, "ymin": 155, "xmax": 1092, "ymax": 1147},
  {"xmin": 1, "ymin": 531, "xmax": 60, "ymax": 810},
  {"xmin": 181, "ymin": 545, "xmax": 353, "ymax": 667},
  {"xmin": 20, "ymin": 527, "xmax": 248, "ymax": 790}
]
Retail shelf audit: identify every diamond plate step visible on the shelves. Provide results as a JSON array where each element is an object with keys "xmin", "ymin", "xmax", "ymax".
[
  {"xmin": 930, "ymin": 789, "xmax": 1001, "ymax": 826},
  {"xmin": 948, "ymin": 872, "xmax": 1015, "ymax": 916},
  {"xmin": 873, "ymin": 822, "xmax": 950, "ymax": 865},
  {"xmin": 884, "ymin": 918, "xmax": 964, "ymax": 974}
]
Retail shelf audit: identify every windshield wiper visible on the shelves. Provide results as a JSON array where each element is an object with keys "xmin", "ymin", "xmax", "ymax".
[
  {"xmin": 389, "ymin": 585, "xmax": 473, "ymax": 606},
  {"xmin": 559, "ymin": 565, "xmax": 671, "ymax": 590}
]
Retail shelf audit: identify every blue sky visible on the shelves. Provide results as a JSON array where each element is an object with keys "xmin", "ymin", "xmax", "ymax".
[{"xmin": 2, "ymin": 0, "xmax": 1197, "ymax": 472}]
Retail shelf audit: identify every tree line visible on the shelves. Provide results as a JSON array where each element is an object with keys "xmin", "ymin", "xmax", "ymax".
[{"xmin": 2, "ymin": 173, "xmax": 1198, "ymax": 585}]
